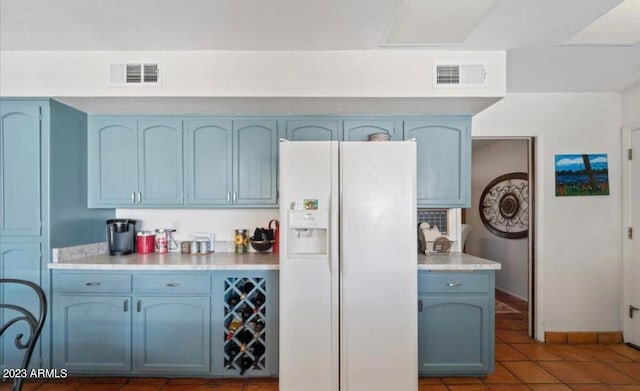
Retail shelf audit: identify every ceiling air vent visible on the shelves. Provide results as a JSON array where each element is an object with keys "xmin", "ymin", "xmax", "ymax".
[
  {"xmin": 107, "ymin": 63, "xmax": 161, "ymax": 86},
  {"xmin": 434, "ymin": 63, "xmax": 487, "ymax": 88}
]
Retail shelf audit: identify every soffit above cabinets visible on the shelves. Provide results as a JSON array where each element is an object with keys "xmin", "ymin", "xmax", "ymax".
[{"xmin": 53, "ymin": 97, "xmax": 502, "ymax": 116}]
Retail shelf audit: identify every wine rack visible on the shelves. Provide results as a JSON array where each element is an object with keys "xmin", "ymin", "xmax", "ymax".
[{"xmin": 223, "ymin": 276, "xmax": 267, "ymax": 375}]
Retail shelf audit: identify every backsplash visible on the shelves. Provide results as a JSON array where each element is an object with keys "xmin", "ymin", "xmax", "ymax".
[
  {"xmin": 417, "ymin": 209, "xmax": 448, "ymax": 234},
  {"xmin": 52, "ymin": 242, "xmax": 107, "ymax": 262}
]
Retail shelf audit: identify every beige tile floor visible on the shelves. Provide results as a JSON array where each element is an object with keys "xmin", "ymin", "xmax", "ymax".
[{"xmin": 2, "ymin": 291, "xmax": 639, "ymax": 391}]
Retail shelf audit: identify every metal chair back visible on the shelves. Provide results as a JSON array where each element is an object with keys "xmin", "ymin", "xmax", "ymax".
[{"xmin": 0, "ymin": 279, "xmax": 47, "ymax": 391}]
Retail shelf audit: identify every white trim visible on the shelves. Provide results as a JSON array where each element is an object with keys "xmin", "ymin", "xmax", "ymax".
[
  {"xmin": 470, "ymin": 135, "xmax": 542, "ymax": 341},
  {"xmin": 621, "ymin": 123, "xmax": 640, "ymax": 343}
]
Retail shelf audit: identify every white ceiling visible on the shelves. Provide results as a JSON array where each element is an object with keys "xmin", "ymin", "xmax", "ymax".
[{"xmin": 1, "ymin": 0, "xmax": 639, "ymax": 92}]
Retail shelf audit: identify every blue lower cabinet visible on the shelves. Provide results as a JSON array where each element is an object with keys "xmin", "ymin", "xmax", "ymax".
[
  {"xmin": 53, "ymin": 295, "xmax": 132, "ymax": 372},
  {"xmin": 51, "ymin": 270, "xmax": 278, "ymax": 377},
  {"xmin": 135, "ymin": 296, "xmax": 211, "ymax": 373},
  {"xmin": 417, "ymin": 271, "xmax": 495, "ymax": 376},
  {"xmin": 1, "ymin": 242, "xmax": 42, "ymax": 370}
]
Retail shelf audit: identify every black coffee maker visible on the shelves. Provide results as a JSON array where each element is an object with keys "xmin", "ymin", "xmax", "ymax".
[{"xmin": 106, "ymin": 219, "xmax": 138, "ymax": 255}]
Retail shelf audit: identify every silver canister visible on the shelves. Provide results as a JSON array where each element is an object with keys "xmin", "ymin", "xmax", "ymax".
[
  {"xmin": 190, "ymin": 240, "xmax": 199, "ymax": 254},
  {"xmin": 199, "ymin": 239, "xmax": 209, "ymax": 254}
]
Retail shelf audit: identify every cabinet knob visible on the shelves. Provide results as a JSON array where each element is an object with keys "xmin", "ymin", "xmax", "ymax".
[
  {"xmin": 446, "ymin": 282, "xmax": 461, "ymax": 287},
  {"xmin": 166, "ymin": 282, "xmax": 181, "ymax": 287},
  {"xmin": 85, "ymin": 282, "xmax": 101, "ymax": 286}
]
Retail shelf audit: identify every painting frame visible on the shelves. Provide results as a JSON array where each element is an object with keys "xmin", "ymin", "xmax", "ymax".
[{"xmin": 555, "ymin": 153, "xmax": 609, "ymax": 196}]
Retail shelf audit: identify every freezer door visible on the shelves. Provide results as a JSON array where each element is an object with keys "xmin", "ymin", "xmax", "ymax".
[
  {"xmin": 340, "ymin": 141, "xmax": 418, "ymax": 391},
  {"xmin": 279, "ymin": 141, "xmax": 339, "ymax": 391}
]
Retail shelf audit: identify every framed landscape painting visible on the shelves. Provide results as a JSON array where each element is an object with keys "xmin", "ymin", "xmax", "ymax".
[{"xmin": 555, "ymin": 153, "xmax": 609, "ymax": 196}]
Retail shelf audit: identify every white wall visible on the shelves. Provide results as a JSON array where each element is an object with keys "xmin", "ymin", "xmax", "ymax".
[
  {"xmin": 0, "ymin": 50, "xmax": 505, "ymax": 98},
  {"xmin": 467, "ymin": 140, "xmax": 529, "ymax": 300},
  {"xmin": 474, "ymin": 93, "xmax": 622, "ymax": 339},
  {"xmin": 622, "ymin": 83, "xmax": 640, "ymax": 126}
]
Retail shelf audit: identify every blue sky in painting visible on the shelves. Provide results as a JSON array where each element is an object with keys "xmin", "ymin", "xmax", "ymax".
[{"xmin": 555, "ymin": 154, "xmax": 608, "ymax": 172}]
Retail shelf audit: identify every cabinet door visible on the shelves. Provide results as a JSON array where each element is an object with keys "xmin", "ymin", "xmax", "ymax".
[
  {"xmin": 53, "ymin": 295, "xmax": 132, "ymax": 372},
  {"xmin": 285, "ymin": 120, "xmax": 339, "ymax": 141},
  {"xmin": 138, "ymin": 119, "xmax": 184, "ymax": 205},
  {"xmin": 88, "ymin": 117, "xmax": 139, "ymax": 207},
  {"xmin": 0, "ymin": 243, "xmax": 42, "ymax": 370},
  {"xmin": 135, "ymin": 296, "xmax": 211, "ymax": 373},
  {"xmin": 418, "ymin": 294, "xmax": 490, "ymax": 376},
  {"xmin": 0, "ymin": 102, "xmax": 42, "ymax": 236},
  {"xmin": 404, "ymin": 117, "xmax": 471, "ymax": 208},
  {"xmin": 184, "ymin": 119, "xmax": 233, "ymax": 205},
  {"xmin": 343, "ymin": 119, "xmax": 401, "ymax": 141},
  {"xmin": 233, "ymin": 120, "xmax": 278, "ymax": 205}
]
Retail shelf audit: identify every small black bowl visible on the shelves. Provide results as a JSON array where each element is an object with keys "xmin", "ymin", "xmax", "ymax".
[{"xmin": 250, "ymin": 239, "xmax": 275, "ymax": 253}]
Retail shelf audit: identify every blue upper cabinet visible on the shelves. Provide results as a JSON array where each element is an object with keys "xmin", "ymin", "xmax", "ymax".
[
  {"xmin": 404, "ymin": 117, "xmax": 471, "ymax": 208},
  {"xmin": 0, "ymin": 102, "xmax": 42, "ymax": 236},
  {"xmin": 88, "ymin": 117, "xmax": 183, "ymax": 207},
  {"xmin": 184, "ymin": 119, "xmax": 233, "ymax": 205},
  {"xmin": 234, "ymin": 120, "xmax": 278, "ymax": 206},
  {"xmin": 88, "ymin": 117, "xmax": 139, "ymax": 207},
  {"xmin": 343, "ymin": 119, "xmax": 401, "ymax": 141},
  {"xmin": 138, "ymin": 119, "xmax": 184, "ymax": 205},
  {"xmin": 285, "ymin": 120, "xmax": 339, "ymax": 141}
]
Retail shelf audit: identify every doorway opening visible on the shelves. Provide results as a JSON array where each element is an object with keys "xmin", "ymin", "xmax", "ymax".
[{"xmin": 463, "ymin": 137, "xmax": 536, "ymax": 337}]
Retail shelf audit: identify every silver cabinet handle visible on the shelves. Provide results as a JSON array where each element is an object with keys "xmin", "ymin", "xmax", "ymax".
[
  {"xmin": 446, "ymin": 282, "xmax": 461, "ymax": 287},
  {"xmin": 166, "ymin": 282, "xmax": 181, "ymax": 287},
  {"xmin": 418, "ymin": 299, "xmax": 423, "ymax": 313},
  {"xmin": 124, "ymin": 299, "xmax": 129, "ymax": 312},
  {"xmin": 137, "ymin": 300, "xmax": 142, "ymax": 312},
  {"xmin": 227, "ymin": 192, "xmax": 231, "ymax": 203},
  {"xmin": 131, "ymin": 192, "xmax": 135, "ymax": 203},
  {"xmin": 232, "ymin": 191, "xmax": 237, "ymax": 203},
  {"xmin": 137, "ymin": 192, "xmax": 142, "ymax": 203},
  {"xmin": 85, "ymin": 282, "xmax": 101, "ymax": 286}
]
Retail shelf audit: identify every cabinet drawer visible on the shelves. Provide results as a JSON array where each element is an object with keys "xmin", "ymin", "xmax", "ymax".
[
  {"xmin": 419, "ymin": 272, "xmax": 490, "ymax": 294},
  {"xmin": 137, "ymin": 274, "xmax": 211, "ymax": 294},
  {"xmin": 54, "ymin": 273, "xmax": 132, "ymax": 293}
]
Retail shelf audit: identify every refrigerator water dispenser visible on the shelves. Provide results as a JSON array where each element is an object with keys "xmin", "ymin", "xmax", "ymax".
[{"xmin": 287, "ymin": 210, "xmax": 329, "ymax": 256}]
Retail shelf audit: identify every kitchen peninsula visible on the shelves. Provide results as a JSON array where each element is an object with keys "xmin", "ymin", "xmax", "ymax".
[{"xmin": 48, "ymin": 251, "xmax": 500, "ymax": 377}]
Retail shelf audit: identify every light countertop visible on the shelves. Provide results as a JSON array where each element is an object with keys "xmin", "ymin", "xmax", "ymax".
[
  {"xmin": 418, "ymin": 252, "xmax": 501, "ymax": 271},
  {"xmin": 50, "ymin": 251, "xmax": 499, "ymax": 271},
  {"xmin": 48, "ymin": 252, "xmax": 279, "ymax": 270}
]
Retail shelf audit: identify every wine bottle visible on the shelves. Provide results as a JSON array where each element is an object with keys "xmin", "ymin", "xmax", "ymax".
[
  {"xmin": 226, "ymin": 342, "xmax": 240, "ymax": 360},
  {"xmin": 226, "ymin": 318, "xmax": 242, "ymax": 341},
  {"xmin": 238, "ymin": 354, "xmax": 253, "ymax": 375},
  {"xmin": 248, "ymin": 341, "xmax": 265, "ymax": 359},
  {"xmin": 242, "ymin": 281, "xmax": 255, "ymax": 294},
  {"xmin": 252, "ymin": 292, "xmax": 266, "ymax": 308},
  {"xmin": 227, "ymin": 292, "xmax": 241, "ymax": 308},
  {"xmin": 240, "ymin": 304, "xmax": 253, "ymax": 321},
  {"xmin": 236, "ymin": 329, "xmax": 254, "ymax": 345}
]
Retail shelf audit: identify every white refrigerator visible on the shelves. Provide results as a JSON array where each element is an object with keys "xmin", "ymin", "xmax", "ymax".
[{"xmin": 279, "ymin": 140, "xmax": 417, "ymax": 391}]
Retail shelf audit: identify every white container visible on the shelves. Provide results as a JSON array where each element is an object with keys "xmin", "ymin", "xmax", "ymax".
[{"xmin": 192, "ymin": 232, "xmax": 215, "ymax": 253}]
